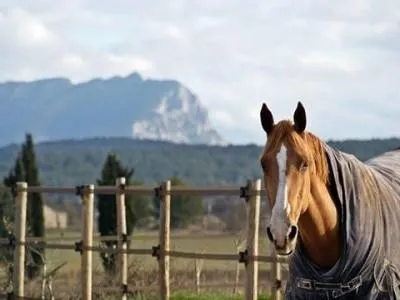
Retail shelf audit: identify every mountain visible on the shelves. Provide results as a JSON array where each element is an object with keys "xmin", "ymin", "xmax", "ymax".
[
  {"xmin": 0, "ymin": 136, "xmax": 399, "ymax": 188},
  {"xmin": 0, "ymin": 72, "xmax": 226, "ymax": 146}
]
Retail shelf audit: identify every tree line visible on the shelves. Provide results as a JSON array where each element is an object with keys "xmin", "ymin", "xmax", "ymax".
[
  {"xmin": 0, "ymin": 134, "xmax": 204, "ymax": 278},
  {"xmin": 1, "ymin": 136, "xmax": 399, "ymax": 191}
]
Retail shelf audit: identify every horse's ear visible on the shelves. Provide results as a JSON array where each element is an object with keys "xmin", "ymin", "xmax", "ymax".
[
  {"xmin": 293, "ymin": 101, "xmax": 306, "ymax": 133},
  {"xmin": 260, "ymin": 103, "xmax": 274, "ymax": 135}
]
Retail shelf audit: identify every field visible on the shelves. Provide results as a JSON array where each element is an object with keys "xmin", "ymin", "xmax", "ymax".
[
  {"xmin": 1, "ymin": 229, "xmax": 287, "ymax": 299},
  {"xmin": 45, "ymin": 229, "xmax": 273, "ymax": 272}
]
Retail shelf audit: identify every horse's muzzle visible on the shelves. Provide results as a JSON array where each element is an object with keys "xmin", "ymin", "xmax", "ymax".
[{"xmin": 267, "ymin": 224, "xmax": 298, "ymax": 255}]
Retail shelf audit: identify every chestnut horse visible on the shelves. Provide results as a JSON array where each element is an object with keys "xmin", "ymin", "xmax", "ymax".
[{"xmin": 259, "ymin": 102, "xmax": 400, "ymax": 299}]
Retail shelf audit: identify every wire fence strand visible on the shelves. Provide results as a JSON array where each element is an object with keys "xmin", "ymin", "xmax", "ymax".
[
  {"xmin": 1, "ymin": 238, "xmax": 289, "ymax": 262},
  {"xmin": 1, "ymin": 179, "xmax": 289, "ymax": 300}
]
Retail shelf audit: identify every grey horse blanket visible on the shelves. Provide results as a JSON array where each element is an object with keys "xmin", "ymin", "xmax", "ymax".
[{"xmin": 285, "ymin": 143, "xmax": 400, "ymax": 299}]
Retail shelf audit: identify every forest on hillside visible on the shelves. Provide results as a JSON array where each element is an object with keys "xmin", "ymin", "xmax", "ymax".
[{"xmin": 0, "ymin": 136, "xmax": 399, "ymax": 188}]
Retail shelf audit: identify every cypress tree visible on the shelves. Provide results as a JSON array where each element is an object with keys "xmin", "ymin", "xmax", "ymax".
[
  {"xmin": 0, "ymin": 154, "xmax": 25, "ymax": 263},
  {"xmin": 97, "ymin": 152, "xmax": 137, "ymax": 274},
  {"xmin": 0, "ymin": 136, "xmax": 46, "ymax": 279},
  {"xmin": 3, "ymin": 153, "xmax": 25, "ymax": 219},
  {"xmin": 3, "ymin": 153, "xmax": 25, "ymax": 187},
  {"xmin": 21, "ymin": 134, "xmax": 45, "ymax": 279}
]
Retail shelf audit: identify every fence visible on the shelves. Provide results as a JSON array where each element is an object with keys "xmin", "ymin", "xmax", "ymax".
[{"xmin": 0, "ymin": 178, "xmax": 288, "ymax": 300}]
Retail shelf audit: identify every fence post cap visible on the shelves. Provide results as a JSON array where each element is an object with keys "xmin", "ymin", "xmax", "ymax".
[
  {"xmin": 162, "ymin": 180, "xmax": 171, "ymax": 189},
  {"xmin": 116, "ymin": 177, "xmax": 126, "ymax": 184}
]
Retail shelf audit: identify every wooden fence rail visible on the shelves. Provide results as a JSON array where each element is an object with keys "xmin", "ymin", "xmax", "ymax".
[{"xmin": 0, "ymin": 178, "xmax": 287, "ymax": 300}]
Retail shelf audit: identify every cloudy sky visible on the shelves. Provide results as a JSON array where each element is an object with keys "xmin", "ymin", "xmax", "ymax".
[{"xmin": 1, "ymin": 0, "xmax": 399, "ymax": 144}]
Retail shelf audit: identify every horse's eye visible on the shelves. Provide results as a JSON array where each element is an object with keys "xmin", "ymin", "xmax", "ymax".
[{"xmin": 300, "ymin": 160, "xmax": 308, "ymax": 171}]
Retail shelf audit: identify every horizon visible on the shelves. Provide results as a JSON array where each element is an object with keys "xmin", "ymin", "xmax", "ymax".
[{"xmin": 1, "ymin": 1, "xmax": 399, "ymax": 144}]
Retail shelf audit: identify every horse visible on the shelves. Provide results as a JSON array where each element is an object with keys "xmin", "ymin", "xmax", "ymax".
[{"xmin": 259, "ymin": 101, "xmax": 400, "ymax": 299}]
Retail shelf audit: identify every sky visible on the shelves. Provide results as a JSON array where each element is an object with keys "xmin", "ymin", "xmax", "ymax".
[{"xmin": 0, "ymin": 0, "xmax": 400, "ymax": 144}]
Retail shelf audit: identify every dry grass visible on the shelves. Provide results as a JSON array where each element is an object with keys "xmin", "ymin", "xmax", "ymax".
[
  {"xmin": 41, "ymin": 229, "xmax": 273, "ymax": 273},
  {"xmin": 0, "ymin": 229, "xmax": 288, "ymax": 299},
  {"xmin": 21, "ymin": 260, "xmax": 285, "ymax": 299}
]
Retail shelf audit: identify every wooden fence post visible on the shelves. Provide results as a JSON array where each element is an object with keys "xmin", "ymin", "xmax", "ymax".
[
  {"xmin": 233, "ymin": 238, "xmax": 246, "ymax": 295},
  {"xmin": 272, "ymin": 250, "xmax": 282, "ymax": 300},
  {"xmin": 159, "ymin": 180, "xmax": 171, "ymax": 300},
  {"xmin": 244, "ymin": 179, "xmax": 261, "ymax": 300},
  {"xmin": 13, "ymin": 182, "xmax": 28, "ymax": 298},
  {"xmin": 194, "ymin": 251, "xmax": 204, "ymax": 294},
  {"xmin": 116, "ymin": 177, "xmax": 128, "ymax": 300},
  {"xmin": 81, "ymin": 184, "xmax": 94, "ymax": 300}
]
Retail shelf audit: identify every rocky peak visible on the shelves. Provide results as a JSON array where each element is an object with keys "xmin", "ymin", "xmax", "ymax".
[
  {"xmin": 0, "ymin": 72, "xmax": 227, "ymax": 146},
  {"xmin": 132, "ymin": 82, "xmax": 226, "ymax": 145}
]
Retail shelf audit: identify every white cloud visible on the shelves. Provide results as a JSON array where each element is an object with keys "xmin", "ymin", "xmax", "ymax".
[
  {"xmin": 105, "ymin": 54, "xmax": 154, "ymax": 72},
  {"xmin": 164, "ymin": 25, "xmax": 185, "ymax": 39},
  {"xmin": 61, "ymin": 54, "xmax": 85, "ymax": 68},
  {"xmin": 299, "ymin": 51, "xmax": 362, "ymax": 73},
  {"xmin": 0, "ymin": 0, "xmax": 400, "ymax": 144},
  {"xmin": 0, "ymin": 7, "xmax": 57, "ymax": 47},
  {"xmin": 211, "ymin": 110, "xmax": 234, "ymax": 127}
]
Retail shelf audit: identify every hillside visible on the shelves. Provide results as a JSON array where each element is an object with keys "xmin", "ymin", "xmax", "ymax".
[
  {"xmin": 0, "ymin": 72, "xmax": 225, "ymax": 146},
  {"xmin": 0, "ymin": 137, "xmax": 399, "ymax": 188}
]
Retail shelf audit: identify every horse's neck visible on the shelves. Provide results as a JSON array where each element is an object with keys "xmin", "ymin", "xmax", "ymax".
[{"xmin": 298, "ymin": 176, "xmax": 341, "ymax": 269}]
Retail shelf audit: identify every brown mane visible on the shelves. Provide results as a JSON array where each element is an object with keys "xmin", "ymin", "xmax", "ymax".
[{"xmin": 261, "ymin": 120, "xmax": 329, "ymax": 184}]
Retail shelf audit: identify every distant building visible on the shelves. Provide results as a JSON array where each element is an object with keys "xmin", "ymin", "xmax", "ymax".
[{"xmin": 43, "ymin": 205, "xmax": 68, "ymax": 229}]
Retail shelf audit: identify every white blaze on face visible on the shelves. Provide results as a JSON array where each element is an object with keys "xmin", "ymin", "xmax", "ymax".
[{"xmin": 269, "ymin": 144, "xmax": 291, "ymax": 245}]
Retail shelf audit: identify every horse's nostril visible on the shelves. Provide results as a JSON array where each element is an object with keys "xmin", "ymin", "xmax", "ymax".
[
  {"xmin": 266, "ymin": 226, "xmax": 274, "ymax": 242},
  {"xmin": 288, "ymin": 225, "xmax": 298, "ymax": 241}
]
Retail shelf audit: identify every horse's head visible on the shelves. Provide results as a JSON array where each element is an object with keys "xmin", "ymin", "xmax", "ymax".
[{"xmin": 259, "ymin": 101, "xmax": 318, "ymax": 256}]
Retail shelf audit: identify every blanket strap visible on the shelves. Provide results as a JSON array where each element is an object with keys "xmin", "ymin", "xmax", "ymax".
[{"xmin": 295, "ymin": 275, "xmax": 362, "ymax": 298}]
